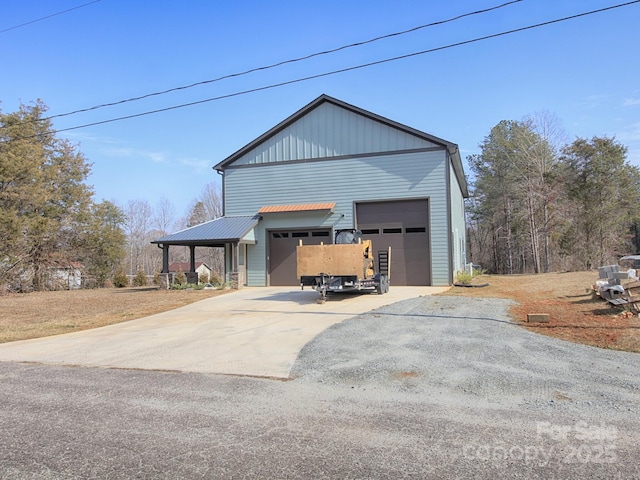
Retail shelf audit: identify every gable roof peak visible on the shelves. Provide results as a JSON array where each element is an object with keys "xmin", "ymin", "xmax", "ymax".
[{"xmin": 214, "ymin": 93, "xmax": 457, "ymax": 172}]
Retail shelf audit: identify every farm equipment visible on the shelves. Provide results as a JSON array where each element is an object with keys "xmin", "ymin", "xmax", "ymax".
[{"xmin": 297, "ymin": 229, "xmax": 390, "ymax": 302}]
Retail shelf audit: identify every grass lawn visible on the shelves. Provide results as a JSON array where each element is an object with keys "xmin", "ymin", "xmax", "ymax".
[
  {"xmin": 0, "ymin": 287, "xmax": 230, "ymax": 343},
  {"xmin": 2, "ymin": 271, "xmax": 639, "ymax": 352}
]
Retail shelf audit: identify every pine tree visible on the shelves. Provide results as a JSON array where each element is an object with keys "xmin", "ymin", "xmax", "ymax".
[
  {"xmin": 74, "ymin": 201, "xmax": 127, "ymax": 287},
  {"xmin": 560, "ymin": 136, "xmax": 640, "ymax": 268},
  {"xmin": 0, "ymin": 101, "xmax": 124, "ymax": 290},
  {"xmin": 0, "ymin": 101, "xmax": 93, "ymax": 290}
]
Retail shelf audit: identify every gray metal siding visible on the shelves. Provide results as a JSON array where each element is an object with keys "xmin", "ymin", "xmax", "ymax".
[
  {"xmin": 449, "ymin": 161, "xmax": 466, "ymax": 274},
  {"xmin": 233, "ymin": 102, "xmax": 436, "ymax": 166},
  {"xmin": 227, "ymin": 150, "xmax": 450, "ymax": 286}
]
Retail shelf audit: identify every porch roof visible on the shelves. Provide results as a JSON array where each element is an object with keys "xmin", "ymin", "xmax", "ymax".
[{"xmin": 151, "ymin": 215, "xmax": 260, "ymax": 246}]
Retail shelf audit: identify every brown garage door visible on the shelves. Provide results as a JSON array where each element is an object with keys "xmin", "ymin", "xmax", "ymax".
[
  {"xmin": 269, "ymin": 229, "xmax": 331, "ymax": 286},
  {"xmin": 356, "ymin": 199, "xmax": 430, "ymax": 286}
]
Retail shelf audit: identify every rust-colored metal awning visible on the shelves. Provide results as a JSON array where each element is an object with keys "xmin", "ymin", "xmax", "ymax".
[{"xmin": 258, "ymin": 202, "xmax": 335, "ymax": 214}]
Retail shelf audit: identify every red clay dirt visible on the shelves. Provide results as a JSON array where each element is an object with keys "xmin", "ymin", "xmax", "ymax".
[{"xmin": 444, "ymin": 271, "xmax": 640, "ymax": 353}]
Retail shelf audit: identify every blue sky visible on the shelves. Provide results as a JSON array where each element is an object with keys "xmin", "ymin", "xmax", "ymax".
[{"xmin": 2, "ymin": 0, "xmax": 639, "ymax": 220}]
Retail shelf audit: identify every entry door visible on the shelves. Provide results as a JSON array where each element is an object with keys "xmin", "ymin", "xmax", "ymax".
[
  {"xmin": 269, "ymin": 229, "xmax": 331, "ymax": 286},
  {"xmin": 356, "ymin": 199, "xmax": 430, "ymax": 285}
]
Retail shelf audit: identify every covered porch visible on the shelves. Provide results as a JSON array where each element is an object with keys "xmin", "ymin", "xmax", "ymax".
[{"xmin": 151, "ymin": 215, "xmax": 260, "ymax": 287}]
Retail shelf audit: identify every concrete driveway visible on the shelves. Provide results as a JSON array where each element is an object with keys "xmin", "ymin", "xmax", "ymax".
[{"xmin": 0, "ymin": 286, "xmax": 447, "ymax": 378}]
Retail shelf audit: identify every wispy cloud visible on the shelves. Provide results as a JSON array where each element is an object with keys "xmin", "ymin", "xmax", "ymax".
[
  {"xmin": 63, "ymin": 131, "xmax": 168, "ymax": 163},
  {"xmin": 624, "ymin": 98, "xmax": 640, "ymax": 107},
  {"xmin": 101, "ymin": 146, "xmax": 168, "ymax": 164},
  {"xmin": 178, "ymin": 157, "xmax": 211, "ymax": 173},
  {"xmin": 64, "ymin": 131, "xmax": 211, "ymax": 173},
  {"xmin": 626, "ymin": 122, "xmax": 640, "ymax": 141},
  {"xmin": 576, "ymin": 94, "xmax": 611, "ymax": 110},
  {"xmin": 617, "ymin": 122, "xmax": 640, "ymax": 167},
  {"xmin": 64, "ymin": 131, "xmax": 119, "ymax": 144}
]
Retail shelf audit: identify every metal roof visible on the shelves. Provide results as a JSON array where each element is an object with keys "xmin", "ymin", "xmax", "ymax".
[
  {"xmin": 258, "ymin": 202, "xmax": 335, "ymax": 214},
  {"xmin": 151, "ymin": 215, "xmax": 260, "ymax": 246}
]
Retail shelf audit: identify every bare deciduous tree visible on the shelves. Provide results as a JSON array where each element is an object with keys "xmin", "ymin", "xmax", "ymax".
[
  {"xmin": 124, "ymin": 200, "xmax": 153, "ymax": 275},
  {"xmin": 200, "ymin": 182, "xmax": 223, "ymax": 220},
  {"xmin": 152, "ymin": 196, "xmax": 176, "ymax": 235}
]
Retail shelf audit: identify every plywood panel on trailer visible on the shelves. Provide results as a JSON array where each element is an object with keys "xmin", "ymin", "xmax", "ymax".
[{"xmin": 297, "ymin": 244, "xmax": 365, "ymax": 277}]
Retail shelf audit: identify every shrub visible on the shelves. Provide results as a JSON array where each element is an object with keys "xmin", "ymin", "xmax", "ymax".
[
  {"xmin": 454, "ymin": 266, "xmax": 486, "ymax": 285},
  {"xmin": 170, "ymin": 282, "xmax": 204, "ymax": 290},
  {"xmin": 112, "ymin": 269, "xmax": 129, "ymax": 288},
  {"xmin": 133, "ymin": 270, "xmax": 148, "ymax": 287},
  {"xmin": 174, "ymin": 271, "xmax": 186, "ymax": 286},
  {"xmin": 454, "ymin": 271, "xmax": 474, "ymax": 285},
  {"xmin": 153, "ymin": 272, "xmax": 161, "ymax": 286},
  {"xmin": 210, "ymin": 271, "xmax": 224, "ymax": 286}
]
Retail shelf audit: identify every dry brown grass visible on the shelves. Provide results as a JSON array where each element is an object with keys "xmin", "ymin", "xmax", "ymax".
[
  {"xmin": 2, "ymin": 272, "xmax": 639, "ymax": 353},
  {"xmin": 444, "ymin": 271, "xmax": 640, "ymax": 352},
  {"xmin": 0, "ymin": 287, "xmax": 230, "ymax": 343}
]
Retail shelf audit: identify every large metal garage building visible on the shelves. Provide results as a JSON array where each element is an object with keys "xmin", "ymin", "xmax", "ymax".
[{"xmin": 153, "ymin": 94, "xmax": 469, "ymax": 286}]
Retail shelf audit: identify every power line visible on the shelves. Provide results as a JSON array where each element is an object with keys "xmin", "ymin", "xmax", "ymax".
[
  {"xmin": 47, "ymin": 0, "xmax": 640, "ymax": 134},
  {"xmin": 0, "ymin": 0, "xmax": 101, "ymax": 34},
  {"xmin": 33, "ymin": 0, "xmax": 524, "ymax": 122},
  {"xmin": 3, "ymin": 0, "xmax": 639, "ymax": 142}
]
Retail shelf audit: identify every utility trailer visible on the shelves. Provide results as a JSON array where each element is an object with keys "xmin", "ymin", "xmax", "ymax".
[{"xmin": 297, "ymin": 229, "xmax": 390, "ymax": 302}]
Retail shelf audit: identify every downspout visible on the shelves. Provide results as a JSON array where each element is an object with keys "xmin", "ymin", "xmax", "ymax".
[{"xmin": 216, "ymin": 168, "xmax": 225, "ymax": 217}]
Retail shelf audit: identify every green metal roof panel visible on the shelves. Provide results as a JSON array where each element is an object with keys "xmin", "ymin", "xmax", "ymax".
[{"xmin": 151, "ymin": 215, "xmax": 260, "ymax": 245}]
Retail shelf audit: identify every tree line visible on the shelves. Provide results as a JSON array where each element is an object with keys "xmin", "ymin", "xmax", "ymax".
[
  {"xmin": 467, "ymin": 113, "xmax": 640, "ymax": 274},
  {"xmin": 1, "ymin": 101, "xmax": 223, "ymax": 292},
  {"xmin": 5, "ymin": 100, "xmax": 637, "ymax": 291}
]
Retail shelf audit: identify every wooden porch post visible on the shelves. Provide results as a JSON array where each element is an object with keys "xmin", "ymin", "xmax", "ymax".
[
  {"xmin": 161, "ymin": 245, "xmax": 169, "ymax": 273},
  {"xmin": 189, "ymin": 245, "xmax": 196, "ymax": 272},
  {"xmin": 233, "ymin": 242, "xmax": 239, "ymax": 271}
]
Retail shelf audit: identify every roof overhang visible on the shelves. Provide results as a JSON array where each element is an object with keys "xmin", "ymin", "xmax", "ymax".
[
  {"xmin": 151, "ymin": 215, "xmax": 260, "ymax": 247},
  {"xmin": 448, "ymin": 146, "xmax": 469, "ymax": 198},
  {"xmin": 258, "ymin": 202, "xmax": 336, "ymax": 214}
]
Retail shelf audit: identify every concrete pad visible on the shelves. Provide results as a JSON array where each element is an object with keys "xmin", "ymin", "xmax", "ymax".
[{"xmin": 0, "ymin": 286, "xmax": 448, "ymax": 378}]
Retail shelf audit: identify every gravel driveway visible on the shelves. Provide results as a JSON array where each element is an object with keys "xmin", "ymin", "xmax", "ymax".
[
  {"xmin": 2, "ymin": 294, "xmax": 639, "ymax": 478},
  {"xmin": 292, "ymin": 295, "xmax": 640, "ymax": 413}
]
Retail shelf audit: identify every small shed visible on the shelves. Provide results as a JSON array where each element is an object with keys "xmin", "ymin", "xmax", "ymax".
[
  {"xmin": 168, "ymin": 262, "xmax": 212, "ymax": 281},
  {"xmin": 47, "ymin": 262, "xmax": 83, "ymax": 290}
]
